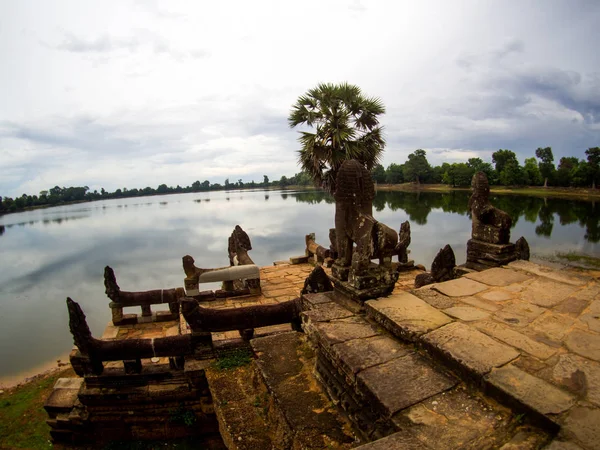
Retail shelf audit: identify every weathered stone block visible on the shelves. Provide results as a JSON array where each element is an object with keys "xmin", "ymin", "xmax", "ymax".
[
  {"xmin": 432, "ymin": 277, "xmax": 489, "ymax": 297},
  {"xmin": 422, "ymin": 322, "xmax": 519, "ymax": 377},
  {"xmin": 365, "ymin": 292, "xmax": 452, "ymax": 342},
  {"xmin": 356, "ymin": 353, "xmax": 456, "ymax": 417},
  {"xmin": 565, "ymin": 330, "xmax": 600, "ymax": 362},
  {"xmin": 465, "ymin": 267, "xmax": 531, "ymax": 286},
  {"xmin": 486, "ymin": 365, "xmax": 576, "ymax": 415}
]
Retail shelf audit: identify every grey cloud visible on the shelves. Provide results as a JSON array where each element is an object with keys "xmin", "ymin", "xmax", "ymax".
[{"xmin": 48, "ymin": 30, "xmax": 208, "ymax": 60}]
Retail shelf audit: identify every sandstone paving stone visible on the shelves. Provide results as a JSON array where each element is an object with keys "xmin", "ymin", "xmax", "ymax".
[
  {"xmin": 479, "ymin": 290, "xmax": 514, "ymax": 302},
  {"xmin": 507, "ymin": 260, "xmax": 591, "ymax": 286},
  {"xmin": 456, "ymin": 295, "xmax": 500, "ymax": 312},
  {"xmin": 443, "ymin": 306, "xmax": 491, "ymax": 321},
  {"xmin": 391, "ymin": 386, "xmax": 523, "ymax": 450},
  {"xmin": 561, "ymin": 406, "xmax": 600, "ymax": 450},
  {"xmin": 530, "ymin": 312, "xmax": 576, "ymax": 342},
  {"xmin": 301, "ymin": 292, "xmax": 334, "ymax": 309},
  {"xmin": 44, "ymin": 388, "xmax": 81, "ymax": 414},
  {"xmin": 353, "ymin": 431, "xmax": 432, "ymax": 449},
  {"xmin": 474, "ymin": 320, "xmax": 557, "ymax": 360},
  {"xmin": 554, "ymin": 298, "xmax": 590, "ymax": 317},
  {"xmin": 580, "ymin": 313, "xmax": 600, "ymax": 333},
  {"xmin": 494, "ymin": 301, "xmax": 546, "ymax": 328},
  {"xmin": 565, "ymin": 330, "xmax": 600, "ymax": 362},
  {"xmin": 301, "ymin": 302, "xmax": 354, "ymax": 323},
  {"xmin": 432, "ymin": 277, "xmax": 489, "ymax": 297},
  {"xmin": 365, "ymin": 291, "xmax": 452, "ymax": 341},
  {"xmin": 422, "ymin": 322, "xmax": 519, "ymax": 376},
  {"xmin": 486, "ymin": 365, "xmax": 576, "ymax": 415},
  {"xmin": 312, "ymin": 316, "xmax": 380, "ymax": 348},
  {"xmin": 332, "ymin": 335, "xmax": 410, "ymax": 380},
  {"xmin": 465, "ymin": 267, "xmax": 532, "ymax": 286},
  {"xmin": 551, "ymin": 354, "xmax": 600, "ymax": 406},
  {"xmin": 521, "ymin": 278, "xmax": 579, "ymax": 308},
  {"xmin": 53, "ymin": 377, "xmax": 84, "ymax": 390},
  {"xmin": 498, "ymin": 431, "xmax": 553, "ymax": 450},
  {"xmin": 413, "ymin": 286, "xmax": 457, "ymax": 309},
  {"xmin": 543, "ymin": 440, "xmax": 584, "ymax": 450},
  {"xmin": 356, "ymin": 352, "xmax": 457, "ymax": 417}
]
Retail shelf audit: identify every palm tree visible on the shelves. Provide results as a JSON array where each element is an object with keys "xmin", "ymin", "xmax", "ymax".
[{"xmin": 288, "ymin": 83, "xmax": 385, "ymax": 194}]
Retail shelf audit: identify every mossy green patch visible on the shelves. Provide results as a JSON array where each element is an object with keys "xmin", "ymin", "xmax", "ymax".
[{"xmin": 213, "ymin": 348, "xmax": 252, "ymax": 370}]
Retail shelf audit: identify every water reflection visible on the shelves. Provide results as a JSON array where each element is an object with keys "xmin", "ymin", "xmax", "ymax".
[{"xmin": 0, "ymin": 189, "xmax": 598, "ymax": 381}]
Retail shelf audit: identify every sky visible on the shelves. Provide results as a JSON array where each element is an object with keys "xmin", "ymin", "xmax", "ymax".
[{"xmin": 1, "ymin": 0, "xmax": 600, "ymax": 197}]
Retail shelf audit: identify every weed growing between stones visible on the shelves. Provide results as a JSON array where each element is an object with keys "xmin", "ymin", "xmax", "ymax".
[{"xmin": 214, "ymin": 349, "xmax": 253, "ymax": 370}]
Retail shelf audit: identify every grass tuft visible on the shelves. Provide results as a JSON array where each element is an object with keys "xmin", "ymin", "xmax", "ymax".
[{"xmin": 213, "ymin": 348, "xmax": 253, "ymax": 370}]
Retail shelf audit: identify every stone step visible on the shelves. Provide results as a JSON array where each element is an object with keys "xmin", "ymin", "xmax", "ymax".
[
  {"xmin": 250, "ymin": 331, "xmax": 358, "ymax": 449},
  {"xmin": 201, "ymin": 363, "xmax": 278, "ymax": 450},
  {"xmin": 301, "ymin": 292, "xmax": 554, "ymax": 448}
]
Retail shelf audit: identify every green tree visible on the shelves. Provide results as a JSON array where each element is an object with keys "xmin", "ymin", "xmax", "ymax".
[
  {"xmin": 535, "ymin": 147, "xmax": 555, "ymax": 187},
  {"xmin": 585, "ymin": 147, "xmax": 600, "ymax": 188},
  {"xmin": 288, "ymin": 82, "xmax": 385, "ymax": 193},
  {"xmin": 384, "ymin": 163, "xmax": 404, "ymax": 184},
  {"xmin": 371, "ymin": 164, "xmax": 386, "ymax": 183},
  {"xmin": 492, "ymin": 149, "xmax": 518, "ymax": 173},
  {"xmin": 523, "ymin": 157, "xmax": 543, "ymax": 186},
  {"xmin": 467, "ymin": 158, "xmax": 495, "ymax": 183},
  {"xmin": 442, "ymin": 163, "xmax": 474, "ymax": 187},
  {"xmin": 403, "ymin": 149, "xmax": 431, "ymax": 184},
  {"xmin": 263, "ymin": 175, "xmax": 269, "ymax": 186}
]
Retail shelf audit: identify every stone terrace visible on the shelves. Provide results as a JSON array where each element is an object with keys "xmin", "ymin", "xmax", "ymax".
[{"xmin": 363, "ymin": 260, "xmax": 600, "ymax": 449}]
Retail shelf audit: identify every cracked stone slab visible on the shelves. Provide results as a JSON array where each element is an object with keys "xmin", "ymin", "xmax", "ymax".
[
  {"xmin": 562, "ymin": 406, "xmax": 600, "ymax": 449},
  {"xmin": 443, "ymin": 306, "xmax": 490, "ymax": 321},
  {"xmin": 520, "ymin": 278, "xmax": 579, "ymax": 308},
  {"xmin": 422, "ymin": 322, "xmax": 519, "ymax": 376},
  {"xmin": 332, "ymin": 335, "xmax": 410, "ymax": 381},
  {"xmin": 507, "ymin": 260, "xmax": 591, "ymax": 286},
  {"xmin": 465, "ymin": 267, "xmax": 531, "ymax": 286},
  {"xmin": 301, "ymin": 302, "xmax": 354, "ymax": 323},
  {"xmin": 474, "ymin": 320, "xmax": 557, "ymax": 360},
  {"xmin": 479, "ymin": 290, "xmax": 514, "ymax": 302},
  {"xmin": 456, "ymin": 295, "xmax": 500, "ymax": 312},
  {"xmin": 432, "ymin": 278, "xmax": 489, "ymax": 297},
  {"xmin": 580, "ymin": 312, "xmax": 600, "ymax": 333},
  {"xmin": 392, "ymin": 386, "xmax": 521, "ymax": 450},
  {"xmin": 312, "ymin": 316, "xmax": 380, "ymax": 348},
  {"xmin": 552, "ymin": 353, "xmax": 600, "ymax": 407},
  {"xmin": 365, "ymin": 291, "xmax": 452, "ymax": 341},
  {"xmin": 357, "ymin": 352, "xmax": 456, "ymax": 417},
  {"xmin": 486, "ymin": 365, "xmax": 576, "ymax": 415},
  {"xmin": 565, "ymin": 330, "xmax": 600, "ymax": 362},
  {"xmin": 530, "ymin": 312, "xmax": 576, "ymax": 342},
  {"xmin": 353, "ymin": 431, "xmax": 432, "ymax": 449},
  {"xmin": 493, "ymin": 301, "xmax": 546, "ymax": 328}
]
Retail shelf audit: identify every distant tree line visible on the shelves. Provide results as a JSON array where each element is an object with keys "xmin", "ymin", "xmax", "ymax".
[
  {"xmin": 0, "ymin": 172, "xmax": 314, "ymax": 214},
  {"xmin": 371, "ymin": 147, "xmax": 600, "ymax": 189},
  {"xmin": 2, "ymin": 146, "xmax": 598, "ymax": 215}
]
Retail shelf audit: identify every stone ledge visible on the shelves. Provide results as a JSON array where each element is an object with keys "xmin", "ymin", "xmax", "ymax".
[
  {"xmin": 485, "ymin": 365, "xmax": 576, "ymax": 417},
  {"xmin": 421, "ymin": 322, "xmax": 520, "ymax": 379},
  {"xmin": 365, "ymin": 291, "xmax": 452, "ymax": 342}
]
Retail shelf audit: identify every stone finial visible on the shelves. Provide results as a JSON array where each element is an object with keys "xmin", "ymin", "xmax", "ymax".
[
  {"xmin": 397, "ymin": 221, "xmax": 411, "ymax": 264},
  {"xmin": 104, "ymin": 266, "xmax": 121, "ymax": 301},
  {"xmin": 414, "ymin": 244, "xmax": 456, "ymax": 288},
  {"xmin": 67, "ymin": 297, "xmax": 95, "ymax": 357},
  {"xmin": 468, "ymin": 172, "xmax": 512, "ymax": 245},
  {"xmin": 515, "ymin": 236, "xmax": 530, "ymax": 260},
  {"xmin": 301, "ymin": 266, "xmax": 334, "ymax": 294}
]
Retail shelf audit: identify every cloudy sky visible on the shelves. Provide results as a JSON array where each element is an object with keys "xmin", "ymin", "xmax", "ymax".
[{"xmin": 1, "ymin": 0, "xmax": 599, "ymax": 197}]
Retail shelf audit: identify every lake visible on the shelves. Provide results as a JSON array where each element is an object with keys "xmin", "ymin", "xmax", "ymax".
[{"xmin": 0, "ymin": 188, "xmax": 599, "ymax": 383}]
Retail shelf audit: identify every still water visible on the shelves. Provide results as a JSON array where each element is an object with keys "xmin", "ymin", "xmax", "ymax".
[{"xmin": 0, "ymin": 189, "xmax": 599, "ymax": 382}]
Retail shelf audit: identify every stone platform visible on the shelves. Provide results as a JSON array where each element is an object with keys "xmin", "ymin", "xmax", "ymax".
[
  {"xmin": 47, "ymin": 260, "xmax": 600, "ymax": 449},
  {"xmin": 358, "ymin": 260, "xmax": 600, "ymax": 449}
]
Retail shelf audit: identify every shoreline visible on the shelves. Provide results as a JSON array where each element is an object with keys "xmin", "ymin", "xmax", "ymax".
[
  {"xmin": 0, "ymin": 352, "xmax": 71, "ymax": 389},
  {"xmin": 375, "ymin": 183, "xmax": 600, "ymax": 200}
]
